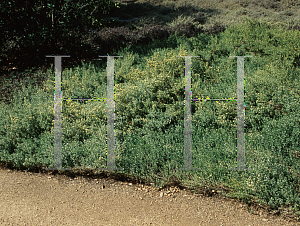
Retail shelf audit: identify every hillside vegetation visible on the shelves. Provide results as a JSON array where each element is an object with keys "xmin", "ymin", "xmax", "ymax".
[{"xmin": 1, "ymin": 0, "xmax": 300, "ymax": 220}]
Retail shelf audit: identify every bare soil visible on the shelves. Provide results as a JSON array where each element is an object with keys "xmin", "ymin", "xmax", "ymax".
[{"xmin": 0, "ymin": 164, "xmax": 299, "ymax": 226}]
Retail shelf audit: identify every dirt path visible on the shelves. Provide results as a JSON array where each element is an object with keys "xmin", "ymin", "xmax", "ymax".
[{"xmin": 0, "ymin": 166, "xmax": 299, "ymax": 226}]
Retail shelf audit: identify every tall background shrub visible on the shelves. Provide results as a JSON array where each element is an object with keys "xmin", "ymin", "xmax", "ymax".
[{"xmin": 0, "ymin": 0, "xmax": 120, "ymax": 70}]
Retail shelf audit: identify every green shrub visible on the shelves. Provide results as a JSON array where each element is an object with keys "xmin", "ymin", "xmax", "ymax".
[{"xmin": 1, "ymin": 18, "xmax": 300, "ymax": 213}]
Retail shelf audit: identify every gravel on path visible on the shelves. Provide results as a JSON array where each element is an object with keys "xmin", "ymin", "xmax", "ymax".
[{"xmin": 0, "ymin": 167, "xmax": 299, "ymax": 225}]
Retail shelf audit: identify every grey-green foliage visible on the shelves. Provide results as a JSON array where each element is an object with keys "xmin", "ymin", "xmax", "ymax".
[
  {"xmin": 110, "ymin": 17, "xmax": 300, "ymax": 210},
  {"xmin": 241, "ymin": 114, "xmax": 300, "ymax": 210},
  {"xmin": 250, "ymin": 155, "xmax": 300, "ymax": 210},
  {"xmin": 1, "ymin": 18, "xmax": 300, "ymax": 213}
]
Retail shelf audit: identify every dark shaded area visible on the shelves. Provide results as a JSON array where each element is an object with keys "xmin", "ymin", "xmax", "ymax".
[{"xmin": 0, "ymin": 0, "xmax": 225, "ymax": 82}]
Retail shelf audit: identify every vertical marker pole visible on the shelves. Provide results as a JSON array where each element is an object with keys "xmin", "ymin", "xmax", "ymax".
[
  {"xmin": 176, "ymin": 55, "xmax": 201, "ymax": 171},
  {"xmin": 45, "ymin": 55, "xmax": 71, "ymax": 171},
  {"xmin": 228, "ymin": 55, "xmax": 254, "ymax": 171},
  {"xmin": 97, "ymin": 55, "xmax": 124, "ymax": 172}
]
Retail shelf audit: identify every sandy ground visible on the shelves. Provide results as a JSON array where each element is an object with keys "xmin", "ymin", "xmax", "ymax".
[{"xmin": 0, "ymin": 166, "xmax": 300, "ymax": 226}]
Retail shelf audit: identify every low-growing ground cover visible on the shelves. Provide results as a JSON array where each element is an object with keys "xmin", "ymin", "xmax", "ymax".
[{"xmin": 1, "ymin": 0, "xmax": 300, "ymax": 221}]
